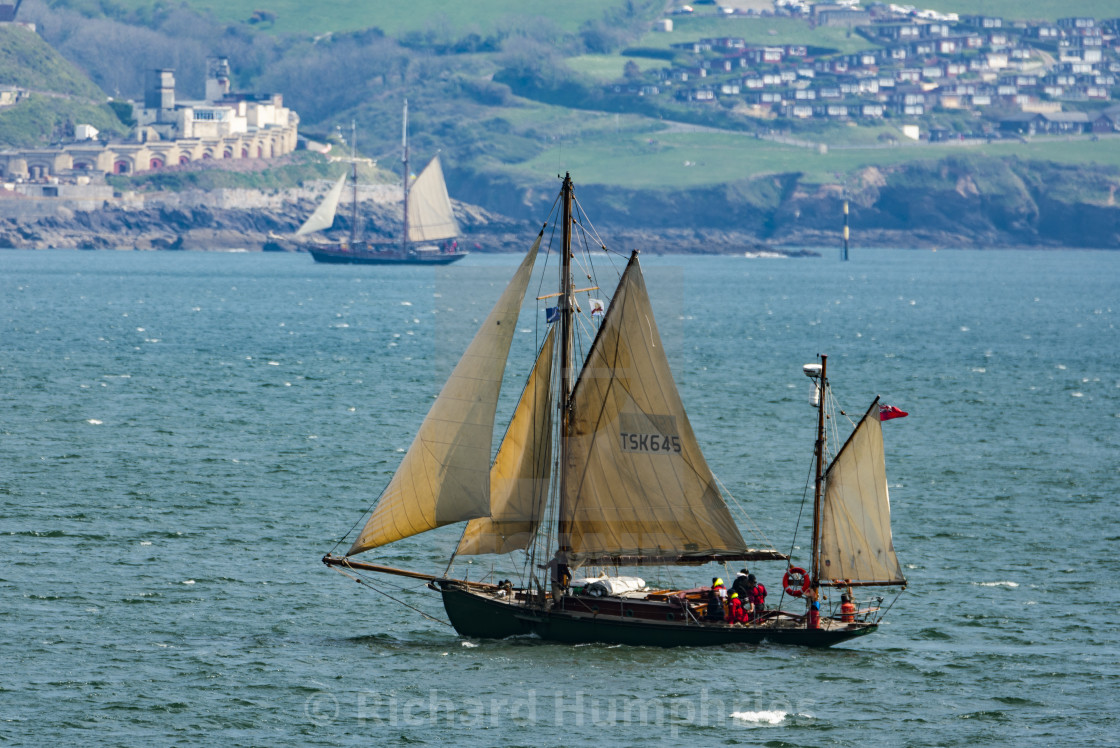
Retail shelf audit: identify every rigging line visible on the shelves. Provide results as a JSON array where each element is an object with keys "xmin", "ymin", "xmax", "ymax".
[
  {"xmin": 571, "ymin": 193, "xmax": 627, "ymax": 261},
  {"xmin": 783, "ymin": 452, "xmax": 817, "ymax": 578},
  {"xmin": 712, "ymin": 473, "xmax": 776, "ymax": 551},
  {"xmin": 877, "ymin": 589, "xmax": 905, "ymax": 622},
  {"xmin": 327, "ymin": 490, "xmax": 384, "ymax": 556},
  {"xmin": 329, "ymin": 567, "xmax": 453, "ymax": 628}
]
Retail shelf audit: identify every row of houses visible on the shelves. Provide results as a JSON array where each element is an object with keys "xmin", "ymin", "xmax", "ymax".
[{"xmin": 631, "ymin": 12, "xmax": 1120, "ymax": 127}]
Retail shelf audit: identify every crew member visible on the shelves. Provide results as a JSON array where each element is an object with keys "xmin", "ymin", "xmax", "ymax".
[
  {"xmin": 746, "ymin": 574, "xmax": 767, "ymax": 621},
  {"xmin": 840, "ymin": 593, "xmax": 856, "ymax": 623},
  {"xmin": 728, "ymin": 592, "xmax": 748, "ymax": 624},
  {"xmin": 705, "ymin": 578, "xmax": 726, "ymax": 621},
  {"xmin": 541, "ymin": 551, "xmax": 570, "ymax": 602},
  {"xmin": 807, "ymin": 600, "xmax": 821, "ymax": 630},
  {"xmin": 731, "ymin": 568, "xmax": 752, "ymax": 599}
]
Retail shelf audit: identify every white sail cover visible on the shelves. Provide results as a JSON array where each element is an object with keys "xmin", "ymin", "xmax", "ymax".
[
  {"xmin": 347, "ymin": 237, "xmax": 541, "ymax": 555},
  {"xmin": 456, "ymin": 328, "xmax": 555, "ymax": 556},
  {"xmin": 817, "ymin": 399, "xmax": 907, "ymax": 586},
  {"xmin": 407, "ymin": 155, "xmax": 459, "ymax": 243},
  {"xmin": 295, "ymin": 172, "xmax": 347, "ymax": 237},
  {"xmin": 562, "ymin": 255, "xmax": 769, "ymax": 566}
]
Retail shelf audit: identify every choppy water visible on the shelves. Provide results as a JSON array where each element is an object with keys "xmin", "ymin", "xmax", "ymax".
[{"xmin": 2, "ymin": 248, "xmax": 1118, "ymax": 746}]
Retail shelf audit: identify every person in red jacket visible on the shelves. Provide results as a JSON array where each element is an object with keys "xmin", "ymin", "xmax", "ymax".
[
  {"xmin": 727, "ymin": 592, "xmax": 748, "ymax": 624},
  {"xmin": 746, "ymin": 574, "xmax": 767, "ymax": 621},
  {"xmin": 840, "ymin": 593, "xmax": 856, "ymax": 623}
]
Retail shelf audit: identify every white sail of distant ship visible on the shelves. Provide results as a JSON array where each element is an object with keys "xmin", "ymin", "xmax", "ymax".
[{"xmin": 295, "ymin": 172, "xmax": 347, "ymax": 237}]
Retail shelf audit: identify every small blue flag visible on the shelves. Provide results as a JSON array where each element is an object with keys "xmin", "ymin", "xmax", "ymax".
[{"xmin": 545, "ymin": 306, "xmax": 560, "ymax": 323}]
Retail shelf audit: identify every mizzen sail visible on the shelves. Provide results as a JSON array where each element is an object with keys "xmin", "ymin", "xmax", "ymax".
[
  {"xmin": 407, "ymin": 155, "xmax": 459, "ymax": 243},
  {"xmin": 347, "ymin": 236, "xmax": 541, "ymax": 555},
  {"xmin": 816, "ymin": 398, "xmax": 907, "ymax": 586},
  {"xmin": 561, "ymin": 254, "xmax": 780, "ymax": 566},
  {"xmin": 295, "ymin": 172, "xmax": 348, "ymax": 237},
  {"xmin": 457, "ymin": 327, "xmax": 556, "ymax": 556}
]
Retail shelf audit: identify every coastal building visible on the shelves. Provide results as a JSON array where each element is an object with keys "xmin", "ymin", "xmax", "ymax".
[{"xmin": 0, "ymin": 57, "xmax": 298, "ymax": 181}]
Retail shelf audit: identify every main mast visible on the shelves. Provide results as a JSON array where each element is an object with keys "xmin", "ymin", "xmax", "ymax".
[
  {"xmin": 557, "ymin": 173, "xmax": 574, "ymax": 555},
  {"xmin": 809, "ymin": 354, "xmax": 828, "ymax": 596},
  {"xmin": 401, "ymin": 99, "xmax": 410, "ymax": 254}
]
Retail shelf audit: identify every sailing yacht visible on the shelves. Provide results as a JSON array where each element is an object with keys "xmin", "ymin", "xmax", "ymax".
[
  {"xmin": 298, "ymin": 100, "xmax": 467, "ymax": 265},
  {"xmin": 323, "ymin": 174, "xmax": 906, "ymax": 647}
]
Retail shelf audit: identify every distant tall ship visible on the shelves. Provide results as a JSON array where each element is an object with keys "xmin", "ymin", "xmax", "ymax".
[{"xmin": 298, "ymin": 100, "xmax": 467, "ymax": 266}]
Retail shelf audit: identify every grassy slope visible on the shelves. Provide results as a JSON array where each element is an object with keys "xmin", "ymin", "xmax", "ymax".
[
  {"xmin": 0, "ymin": 25, "xmax": 107, "ymax": 99},
  {"xmin": 56, "ymin": 0, "xmax": 641, "ymax": 36},
  {"xmin": 0, "ymin": 26, "xmax": 128, "ymax": 147},
  {"xmin": 634, "ymin": 15, "xmax": 878, "ymax": 55},
  {"xmin": 920, "ymin": 0, "xmax": 1120, "ymax": 21},
  {"xmin": 506, "ymin": 126, "xmax": 1120, "ymax": 187},
  {"xmin": 0, "ymin": 97, "xmax": 126, "ymax": 148}
]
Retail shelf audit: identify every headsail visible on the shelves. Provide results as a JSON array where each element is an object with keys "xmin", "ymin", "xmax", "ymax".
[
  {"xmin": 561, "ymin": 254, "xmax": 782, "ymax": 566},
  {"xmin": 295, "ymin": 172, "xmax": 348, "ymax": 237},
  {"xmin": 457, "ymin": 327, "xmax": 556, "ymax": 556},
  {"xmin": 816, "ymin": 398, "xmax": 907, "ymax": 586},
  {"xmin": 347, "ymin": 236, "xmax": 542, "ymax": 555},
  {"xmin": 407, "ymin": 155, "xmax": 459, "ymax": 243}
]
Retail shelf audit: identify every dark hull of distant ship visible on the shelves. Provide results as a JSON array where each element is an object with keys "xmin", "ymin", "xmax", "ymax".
[
  {"xmin": 437, "ymin": 582, "xmax": 876, "ymax": 648},
  {"xmin": 308, "ymin": 244, "xmax": 468, "ymax": 266}
]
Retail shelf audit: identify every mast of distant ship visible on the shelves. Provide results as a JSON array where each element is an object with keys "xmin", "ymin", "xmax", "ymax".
[
  {"xmin": 557, "ymin": 173, "xmax": 574, "ymax": 557},
  {"xmin": 841, "ymin": 190, "xmax": 849, "ymax": 262},
  {"xmin": 349, "ymin": 120, "xmax": 359, "ymax": 246},
  {"xmin": 401, "ymin": 99, "xmax": 409, "ymax": 254}
]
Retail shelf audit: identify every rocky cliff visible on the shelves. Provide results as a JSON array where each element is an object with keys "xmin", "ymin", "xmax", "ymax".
[{"xmin": 2, "ymin": 156, "xmax": 1117, "ymax": 252}]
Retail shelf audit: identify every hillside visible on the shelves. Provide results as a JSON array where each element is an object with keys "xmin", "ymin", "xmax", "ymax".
[
  {"xmin": 0, "ymin": 24, "xmax": 127, "ymax": 148},
  {"xmin": 5, "ymin": 1, "xmax": 1119, "ymax": 249}
]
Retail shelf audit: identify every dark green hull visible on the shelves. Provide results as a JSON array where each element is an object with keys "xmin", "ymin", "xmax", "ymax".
[{"xmin": 438, "ymin": 582, "xmax": 876, "ymax": 648}]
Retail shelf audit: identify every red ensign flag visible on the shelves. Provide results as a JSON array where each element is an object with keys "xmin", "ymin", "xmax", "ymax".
[{"xmin": 879, "ymin": 404, "xmax": 908, "ymax": 421}]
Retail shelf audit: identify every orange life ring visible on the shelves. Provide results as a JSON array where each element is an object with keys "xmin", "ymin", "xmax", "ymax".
[{"xmin": 783, "ymin": 567, "xmax": 811, "ymax": 597}]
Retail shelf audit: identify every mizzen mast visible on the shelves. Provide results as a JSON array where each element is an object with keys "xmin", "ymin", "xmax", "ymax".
[{"xmin": 808, "ymin": 354, "xmax": 827, "ymax": 596}]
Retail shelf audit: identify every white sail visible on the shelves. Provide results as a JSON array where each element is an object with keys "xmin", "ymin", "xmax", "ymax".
[
  {"xmin": 347, "ymin": 236, "xmax": 541, "ymax": 555},
  {"xmin": 457, "ymin": 328, "xmax": 555, "ymax": 556},
  {"xmin": 295, "ymin": 172, "xmax": 348, "ymax": 237},
  {"xmin": 561, "ymin": 255, "xmax": 777, "ymax": 566},
  {"xmin": 817, "ymin": 399, "xmax": 907, "ymax": 586},
  {"xmin": 407, "ymin": 155, "xmax": 459, "ymax": 243}
]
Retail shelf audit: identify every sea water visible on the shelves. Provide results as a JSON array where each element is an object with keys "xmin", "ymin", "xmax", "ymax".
[{"xmin": 2, "ymin": 248, "xmax": 1117, "ymax": 746}]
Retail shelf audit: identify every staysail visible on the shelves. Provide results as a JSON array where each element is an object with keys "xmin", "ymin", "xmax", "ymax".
[
  {"xmin": 407, "ymin": 155, "xmax": 459, "ymax": 243},
  {"xmin": 295, "ymin": 172, "xmax": 348, "ymax": 237},
  {"xmin": 816, "ymin": 398, "xmax": 907, "ymax": 586},
  {"xmin": 456, "ymin": 327, "xmax": 556, "ymax": 556},
  {"xmin": 561, "ymin": 254, "xmax": 781, "ymax": 566},
  {"xmin": 347, "ymin": 236, "xmax": 542, "ymax": 555}
]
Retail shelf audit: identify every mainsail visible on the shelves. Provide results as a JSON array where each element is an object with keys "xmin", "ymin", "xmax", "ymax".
[
  {"xmin": 816, "ymin": 398, "xmax": 906, "ymax": 586},
  {"xmin": 295, "ymin": 172, "xmax": 348, "ymax": 237},
  {"xmin": 407, "ymin": 155, "xmax": 459, "ymax": 243},
  {"xmin": 457, "ymin": 327, "xmax": 556, "ymax": 556},
  {"xmin": 347, "ymin": 236, "xmax": 542, "ymax": 555},
  {"xmin": 561, "ymin": 254, "xmax": 779, "ymax": 566}
]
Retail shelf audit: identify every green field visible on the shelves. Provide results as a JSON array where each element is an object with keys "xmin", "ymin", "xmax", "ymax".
[
  {"xmin": 635, "ymin": 15, "xmax": 881, "ymax": 55},
  {"xmin": 922, "ymin": 0, "xmax": 1120, "ymax": 21},
  {"xmin": 0, "ymin": 25, "xmax": 107, "ymax": 100},
  {"xmin": 504, "ymin": 126, "xmax": 1120, "ymax": 187},
  {"xmin": 65, "ymin": 0, "xmax": 643, "ymax": 36},
  {"xmin": 566, "ymin": 54, "xmax": 672, "ymax": 82}
]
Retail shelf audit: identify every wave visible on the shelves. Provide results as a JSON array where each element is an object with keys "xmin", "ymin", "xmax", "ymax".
[
  {"xmin": 730, "ymin": 710, "xmax": 787, "ymax": 725},
  {"xmin": 975, "ymin": 581, "xmax": 1019, "ymax": 587}
]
